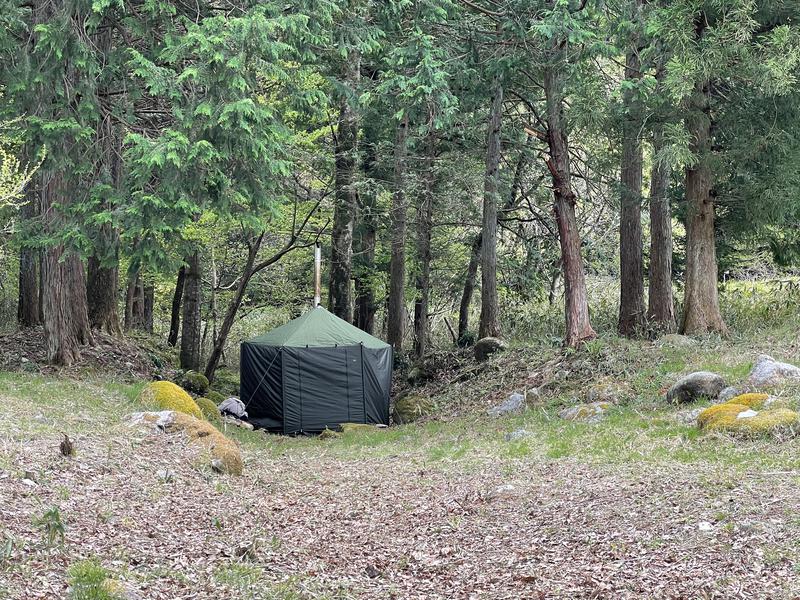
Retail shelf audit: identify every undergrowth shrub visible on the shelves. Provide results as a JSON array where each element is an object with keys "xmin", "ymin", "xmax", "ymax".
[
  {"xmin": 138, "ymin": 381, "xmax": 202, "ymax": 420},
  {"xmin": 67, "ymin": 559, "xmax": 120, "ymax": 600}
]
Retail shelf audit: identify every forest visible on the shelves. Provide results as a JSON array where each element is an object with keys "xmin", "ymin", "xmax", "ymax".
[{"xmin": 2, "ymin": 0, "xmax": 800, "ymax": 598}]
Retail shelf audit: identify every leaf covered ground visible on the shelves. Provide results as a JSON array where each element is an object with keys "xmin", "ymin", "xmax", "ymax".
[{"xmin": 2, "ymin": 334, "xmax": 800, "ymax": 599}]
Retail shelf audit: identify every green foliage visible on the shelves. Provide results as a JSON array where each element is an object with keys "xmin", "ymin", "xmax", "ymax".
[
  {"xmin": 67, "ymin": 559, "xmax": 121, "ymax": 600},
  {"xmin": 33, "ymin": 506, "xmax": 65, "ymax": 547}
]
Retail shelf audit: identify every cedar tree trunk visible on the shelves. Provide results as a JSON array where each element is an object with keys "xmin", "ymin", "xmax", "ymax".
[
  {"xmin": 179, "ymin": 251, "xmax": 202, "ymax": 370},
  {"xmin": 387, "ymin": 114, "xmax": 409, "ymax": 351}
]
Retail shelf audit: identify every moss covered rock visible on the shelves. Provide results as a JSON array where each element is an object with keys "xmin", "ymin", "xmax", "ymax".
[
  {"xmin": 393, "ymin": 394, "xmax": 434, "ymax": 424},
  {"xmin": 474, "ymin": 337, "xmax": 507, "ymax": 362},
  {"xmin": 318, "ymin": 428, "xmax": 341, "ymax": 440},
  {"xmin": 180, "ymin": 370, "xmax": 209, "ymax": 395},
  {"xmin": 558, "ymin": 401, "xmax": 610, "ymax": 423},
  {"xmin": 665, "ymin": 371, "xmax": 726, "ymax": 404},
  {"xmin": 697, "ymin": 398, "xmax": 799, "ymax": 437},
  {"xmin": 196, "ymin": 397, "xmax": 221, "ymax": 421},
  {"xmin": 169, "ymin": 412, "xmax": 243, "ymax": 475},
  {"xmin": 139, "ymin": 381, "xmax": 203, "ymax": 420},
  {"xmin": 205, "ymin": 390, "xmax": 226, "ymax": 405}
]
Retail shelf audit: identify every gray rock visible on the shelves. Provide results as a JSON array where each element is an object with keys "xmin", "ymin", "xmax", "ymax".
[
  {"xmin": 558, "ymin": 401, "xmax": 610, "ymax": 423},
  {"xmin": 748, "ymin": 354, "xmax": 800, "ymax": 387},
  {"xmin": 474, "ymin": 337, "xmax": 507, "ymax": 362},
  {"xmin": 488, "ymin": 392, "xmax": 525, "ymax": 417},
  {"xmin": 504, "ymin": 429, "xmax": 530, "ymax": 442},
  {"xmin": 665, "ymin": 371, "xmax": 726, "ymax": 404},
  {"xmin": 675, "ymin": 407, "xmax": 704, "ymax": 425},
  {"xmin": 717, "ymin": 386, "xmax": 741, "ymax": 402}
]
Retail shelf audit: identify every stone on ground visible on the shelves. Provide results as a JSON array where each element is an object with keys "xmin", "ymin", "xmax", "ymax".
[
  {"xmin": 504, "ymin": 429, "xmax": 530, "ymax": 442},
  {"xmin": 717, "ymin": 386, "xmax": 741, "ymax": 402},
  {"xmin": 558, "ymin": 401, "xmax": 610, "ymax": 423},
  {"xmin": 666, "ymin": 371, "xmax": 726, "ymax": 404},
  {"xmin": 487, "ymin": 392, "xmax": 525, "ymax": 417},
  {"xmin": 474, "ymin": 337, "xmax": 507, "ymax": 362},
  {"xmin": 748, "ymin": 354, "xmax": 800, "ymax": 387}
]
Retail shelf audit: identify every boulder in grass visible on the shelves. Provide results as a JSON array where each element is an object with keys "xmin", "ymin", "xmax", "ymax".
[
  {"xmin": 393, "ymin": 394, "xmax": 434, "ymax": 424},
  {"xmin": 717, "ymin": 386, "xmax": 741, "ymax": 403},
  {"xmin": 558, "ymin": 401, "xmax": 610, "ymax": 423},
  {"xmin": 488, "ymin": 392, "xmax": 525, "ymax": 417},
  {"xmin": 748, "ymin": 355, "xmax": 800, "ymax": 387},
  {"xmin": 665, "ymin": 371, "xmax": 726, "ymax": 404},
  {"xmin": 474, "ymin": 337, "xmax": 507, "ymax": 362}
]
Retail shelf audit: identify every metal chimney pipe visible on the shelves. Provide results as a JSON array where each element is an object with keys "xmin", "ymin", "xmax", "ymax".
[{"xmin": 313, "ymin": 243, "xmax": 321, "ymax": 308}]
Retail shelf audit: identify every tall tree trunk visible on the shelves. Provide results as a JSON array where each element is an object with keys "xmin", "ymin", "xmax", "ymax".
[
  {"xmin": 205, "ymin": 234, "xmax": 263, "ymax": 382},
  {"xmin": 544, "ymin": 56, "xmax": 596, "ymax": 347},
  {"xmin": 460, "ymin": 140, "xmax": 529, "ymax": 341},
  {"xmin": 458, "ymin": 233, "xmax": 482, "ymax": 341},
  {"xmin": 647, "ymin": 127, "xmax": 676, "ymax": 331},
  {"xmin": 387, "ymin": 114, "xmax": 409, "ymax": 351},
  {"xmin": 180, "ymin": 251, "xmax": 202, "ymax": 370},
  {"xmin": 86, "ymin": 26, "xmax": 122, "ymax": 337},
  {"xmin": 681, "ymin": 78, "xmax": 726, "ymax": 335},
  {"xmin": 354, "ymin": 134, "xmax": 377, "ymax": 334},
  {"xmin": 18, "ymin": 191, "xmax": 40, "ymax": 327},
  {"xmin": 143, "ymin": 283, "xmax": 154, "ymax": 333},
  {"xmin": 87, "ymin": 226, "xmax": 122, "ymax": 336},
  {"xmin": 329, "ymin": 53, "xmax": 360, "ymax": 322},
  {"xmin": 40, "ymin": 171, "xmax": 94, "ymax": 365},
  {"xmin": 618, "ymin": 27, "xmax": 646, "ymax": 337},
  {"xmin": 124, "ymin": 270, "xmax": 146, "ymax": 331},
  {"xmin": 167, "ymin": 266, "xmax": 186, "ymax": 346},
  {"xmin": 413, "ymin": 130, "xmax": 436, "ymax": 358},
  {"xmin": 479, "ymin": 75, "xmax": 503, "ymax": 339}
]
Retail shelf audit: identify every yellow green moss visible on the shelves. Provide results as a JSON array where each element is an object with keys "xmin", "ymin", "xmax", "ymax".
[
  {"xmin": 205, "ymin": 390, "xmax": 226, "ymax": 405},
  {"xmin": 168, "ymin": 412, "xmax": 243, "ymax": 475},
  {"xmin": 139, "ymin": 381, "xmax": 203, "ymax": 420},
  {"xmin": 707, "ymin": 407, "xmax": 800, "ymax": 435},
  {"xmin": 318, "ymin": 428, "xmax": 341, "ymax": 440},
  {"xmin": 340, "ymin": 423, "xmax": 381, "ymax": 434},
  {"xmin": 196, "ymin": 397, "xmax": 220, "ymax": 422},
  {"xmin": 697, "ymin": 403, "xmax": 748, "ymax": 430},
  {"xmin": 726, "ymin": 393, "xmax": 769, "ymax": 409}
]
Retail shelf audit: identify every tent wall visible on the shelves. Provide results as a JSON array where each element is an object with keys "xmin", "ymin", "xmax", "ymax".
[
  {"xmin": 240, "ymin": 342, "xmax": 283, "ymax": 431},
  {"xmin": 282, "ymin": 346, "xmax": 367, "ymax": 433},
  {"xmin": 362, "ymin": 346, "xmax": 392, "ymax": 426}
]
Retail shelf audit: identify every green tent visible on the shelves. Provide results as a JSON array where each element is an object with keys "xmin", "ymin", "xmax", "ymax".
[{"xmin": 240, "ymin": 307, "xmax": 392, "ymax": 434}]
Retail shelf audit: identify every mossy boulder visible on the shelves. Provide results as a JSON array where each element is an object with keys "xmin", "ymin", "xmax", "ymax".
[
  {"xmin": 196, "ymin": 397, "xmax": 221, "ymax": 421},
  {"xmin": 318, "ymin": 428, "xmax": 341, "ymax": 440},
  {"xmin": 665, "ymin": 371, "xmax": 726, "ymax": 404},
  {"xmin": 697, "ymin": 396, "xmax": 800, "ymax": 437},
  {"xmin": 139, "ymin": 381, "xmax": 203, "ymax": 420},
  {"xmin": 393, "ymin": 394, "xmax": 434, "ymax": 424},
  {"xmin": 169, "ymin": 412, "xmax": 243, "ymax": 475},
  {"xmin": 180, "ymin": 370, "xmax": 209, "ymax": 395},
  {"xmin": 474, "ymin": 337, "xmax": 507, "ymax": 362},
  {"xmin": 205, "ymin": 390, "xmax": 226, "ymax": 405},
  {"xmin": 407, "ymin": 365, "xmax": 432, "ymax": 385}
]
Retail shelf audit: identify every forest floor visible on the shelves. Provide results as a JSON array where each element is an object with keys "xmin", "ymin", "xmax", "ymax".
[{"xmin": 2, "ymin": 329, "xmax": 800, "ymax": 599}]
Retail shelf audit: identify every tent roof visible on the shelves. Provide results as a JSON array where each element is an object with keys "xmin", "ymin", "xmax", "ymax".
[{"xmin": 245, "ymin": 306, "xmax": 390, "ymax": 349}]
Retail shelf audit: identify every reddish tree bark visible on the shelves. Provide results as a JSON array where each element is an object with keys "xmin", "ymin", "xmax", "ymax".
[{"xmin": 544, "ymin": 56, "xmax": 596, "ymax": 347}]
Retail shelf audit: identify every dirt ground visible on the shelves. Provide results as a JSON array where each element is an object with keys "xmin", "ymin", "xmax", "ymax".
[{"xmin": 2, "ymin": 414, "xmax": 799, "ymax": 600}]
